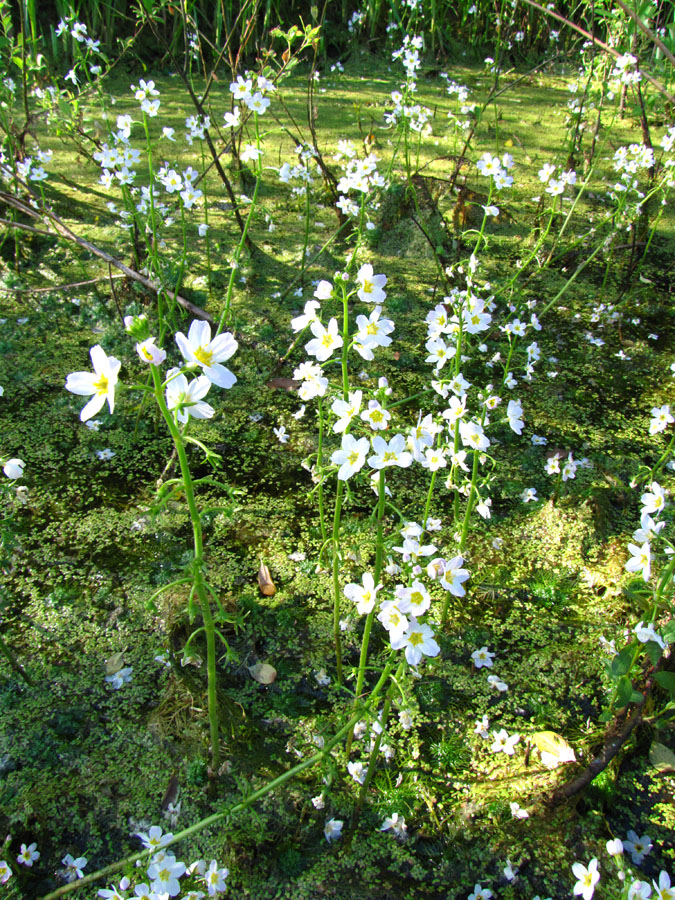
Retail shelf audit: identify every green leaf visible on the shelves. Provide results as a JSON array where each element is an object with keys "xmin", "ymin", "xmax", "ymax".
[
  {"xmin": 615, "ymin": 675, "xmax": 633, "ymax": 709},
  {"xmin": 649, "ymin": 741, "xmax": 675, "ymax": 774},
  {"xmin": 655, "ymin": 671, "xmax": 675, "ymax": 698},
  {"xmin": 644, "ymin": 640, "xmax": 663, "ymax": 666},
  {"xmin": 611, "ymin": 646, "xmax": 634, "ymax": 678},
  {"xmin": 662, "ymin": 620, "xmax": 675, "ymax": 643}
]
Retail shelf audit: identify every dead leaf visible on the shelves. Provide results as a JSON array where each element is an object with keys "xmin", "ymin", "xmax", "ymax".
[
  {"xmin": 649, "ymin": 741, "xmax": 675, "ymax": 774},
  {"xmin": 257, "ymin": 561, "xmax": 276, "ymax": 596},
  {"xmin": 248, "ymin": 662, "xmax": 277, "ymax": 684},
  {"xmin": 105, "ymin": 651, "xmax": 125, "ymax": 675},
  {"xmin": 161, "ymin": 774, "xmax": 180, "ymax": 810},
  {"xmin": 531, "ymin": 731, "xmax": 576, "ymax": 768},
  {"xmin": 266, "ymin": 377, "xmax": 300, "ymax": 391}
]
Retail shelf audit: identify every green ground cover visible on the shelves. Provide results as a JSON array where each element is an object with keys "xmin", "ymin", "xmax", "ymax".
[{"xmin": 0, "ymin": 44, "xmax": 674, "ymax": 900}]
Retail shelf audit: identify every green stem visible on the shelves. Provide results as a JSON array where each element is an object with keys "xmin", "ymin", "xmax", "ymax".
[
  {"xmin": 41, "ymin": 655, "xmax": 398, "ymax": 900},
  {"xmin": 332, "ymin": 481, "xmax": 345, "ymax": 685},
  {"xmin": 150, "ymin": 365, "xmax": 221, "ymax": 771},
  {"xmin": 346, "ymin": 470, "xmax": 387, "ymax": 755},
  {"xmin": 218, "ymin": 112, "xmax": 263, "ymax": 331}
]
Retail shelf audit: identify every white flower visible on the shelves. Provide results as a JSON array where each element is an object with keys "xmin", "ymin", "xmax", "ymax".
[
  {"xmin": 653, "ymin": 871, "xmax": 675, "ymax": 900},
  {"xmin": 202, "ymin": 860, "xmax": 228, "ymax": 896},
  {"xmin": 66, "ymin": 345, "xmax": 121, "ymax": 421},
  {"xmin": 331, "ymin": 433, "xmax": 369, "ymax": 480},
  {"xmin": 396, "ymin": 580, "xmax": 431, "ymax": 617},
  {"xmin": 506, "ymin": 399, "xmax": 524, "ymax": 434},
  {"xmin": 628, "ymin": 879, "xmax": 653, "ymax": 900},
  {"xmin": 572, "ymin": 859, "xmax": 600, "ymax": 900},
  {"xmin": 380, "ymin": 813, "xmax": 407, "ymax": 839},
  {"xmin": 356, "ymin": 264, "xmax": 387, "ymax": 303},
  {"xmin": 165, "ymin": 369, "xmax": 215, "ymax": 424},
  {"xmin": 347, "ymin": 760, "xmax": 366, "ymax": 784},
  {"xmin": 136, "ymin": 338, "xmax": 166, "ymax": 366},
  {"xmin": 62, "ymin": 855, "xmax": 87, "ymax": 879},
  {"xmin": 294, "ymin": 361, "xmax": 328, "ymax": 400},
  {"xmin": 0, "ymin": 861, "xmax": 11, "ymax": 884},
  {"xmin": 148, "ymin": 854, "xmax": 186, "ymax": 896},
  {"xmin": 274, "ymin": 425, "xmax": 289, "ymax": 444},
  {"xmin": 135, "ymin": 825, "xmax": 173, "ymax": 850},
  {"xmin": 3, "ymin": 458, "xmax": 24, "ymax": 479},
  {"xmin": 510, "ymin": 802, "xmax": 529, "ymax": 819},
  {"xmin": 490, "ymin": 729, "xmax": 519, "ymax": 755},
  {"xmin": 324, "ymin": 818, "xmax": 343, "ymax": 842},
  {"xmin": 440, "ymin": 555, "xmax": 470, "ymax": 596},
  {"xmin": 641, "ymin": 482, "xmax": 666, "ymax": 516},
  {"xmin": 474, "ymin": 715, "xmax": 489, "ymax": 738},
  {"xmin": 175, "ymin": 321, "xmax": 237, "ymax": 389},
  {"xmin": 625, "ymin": 543, "xmax": 651, "ymax": 582},
  {"xmin": 361, "ymin": 400, "xmax": 391, "ymax": 431},
  {"xmin": 390, "ymin": 618, "xmax": 440, "ymax": 666},
  {"xmin": 649, "ymin": 404, "xmax": 673, "ymax": 434},
  {"xmin": 305, "ymin": 317, "xmax": 343, "ymax": 361},
  {"xmin": 291, "ymin": 300, "xmax": 321, "ymax": 332},
  {"xmin": 459, "ymin": 420, "xmax": 490, "ymax": 451},
  {"xmin": 471, "ymin": 646, "xmax": 494, "ymax": 668},
  {"xmin": 17, "ymin": 843, "xmax": 40, "ymax": 867},
  {"xmin": 468, "ymin": 884, "xmax": 492, "ymax": 900},
  {"xmin": 105, "ymin": 666, "xmax": 132, "ymax": 688},
  {"xmin": 344, "ymin": 572, "xmax": 382, "ymax": 615},
  {"xmin": 368, "ymin": 433, "xmax": 412, "ymax": 468},
  {"xmin": 331, "ymin": 391, "xmax": 362, "ymax": 433},
  {"xmin": 503, "ymin": 859, "xmax": 518, "ymax": 881},
  {"xmin": 487, "ymin": 674, "xmax": 508, "ymax": 692},
  {"xmin": 377, "ymin": 601, "xmax": 409, "ymax": 639},
  {"xmin": 624, "ymin": 831, "xmax": 653, "ymax": 865},
  {"xmin": 606, "ymin": 838, "xmax": 624, "ymax": 856},
  {"xmin": 96, "ymin": 449, "xmax": 115, "ymax": 461}
]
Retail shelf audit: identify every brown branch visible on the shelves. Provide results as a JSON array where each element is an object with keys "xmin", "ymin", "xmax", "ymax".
[
  {"xmin": 519, "ymin": 0, "xmax": 675, "ymax": 104},
  {"xmin": 0, "ymin": 275, "xmax": 125, "ymax": 294},
  {"xmin": 0, "ymin": 193, "xmax": 212, "ymax": 322},
  {"xmin": 613, "ymin": 0, "xmax": 675, "ymax": 69},
  {"xmin": 550, "ymin": 704, "xmax": 643, "ymax": 802}
]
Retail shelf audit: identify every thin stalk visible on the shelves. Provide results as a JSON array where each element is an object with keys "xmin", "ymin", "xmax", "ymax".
[
  {"xmin": 150, "ymin": 365, "xmax": 221, "ymax": 771},
  {"xmin": 42, "ymin": 655, "xmax": 398, "ymax": 900},
  {"xmin": 218, "ymin": 112, "xmax": 263, "ymax": 331},
  {"xmin": 346, "ymin": 470, "xmax": 387, "ymax": 755}
]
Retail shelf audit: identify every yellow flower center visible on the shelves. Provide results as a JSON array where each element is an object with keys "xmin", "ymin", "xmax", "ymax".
[
  {"xmin": 348, "ymin": 451, "xmax": 359, "ymax": 465},
  {"xmin": 92, "ymin": 373, "xmax": 109, "ymax": 395},
  {"xmin": 370, "ymin": 410, "xmax": 383, "ymax": 423},
  {"xmin": 194, "ymin": 345, "xmax": 213, "ymax": 366},
  {"xmin": 366, "ymin": 322, "xmax": 378, "ymax": 335},
  {"xmin": 383, "ymin": 451, "xmax": 397, "ymax": 462},
  {"xmin": 362, "ymin": 278, "xmax": 373, "ymax": 294},
  {"xmin": 410, "ymin": 591, "xmax": 424, "ymax": 607},
  {"xmin": 321, "ymin": 334, "xmax": 334, "ymax": 347},
  {"xmin": 408, "ymin": 632, "xmax": 424, "ymax": 647}
]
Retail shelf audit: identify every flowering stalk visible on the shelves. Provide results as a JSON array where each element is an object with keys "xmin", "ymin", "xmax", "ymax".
[
  {"xmin": 346, "ymin": 470, "xmax": 387, "ymax": 753},
  {"xmin": 149, "ymin": 363, "xmax": 221, "ymax": 771},
  {"xmin": 219, "ymin": 113, "xmax": 263, "ymax": 331}
]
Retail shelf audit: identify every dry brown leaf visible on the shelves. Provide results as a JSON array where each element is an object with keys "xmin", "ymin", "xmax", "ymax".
[
  {"xmin": 248, "ymin": 663, "xmax": 277, "ymax": 684},
  {"xmin": 266, "ymin": 377, "xmax": 300, "ymax": 391},
  {"xmin": 257, "ymin": 561, "xmax": 276, "ymax": 596}
]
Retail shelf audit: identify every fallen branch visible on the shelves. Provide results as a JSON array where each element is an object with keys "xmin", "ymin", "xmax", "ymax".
[
  {"xmin": 550, "ymin": 704, "xmax": 644, "ymax": 803},
  {"xmin": 0, "ymin": 191, "xmax": 212, "ymax": 323}
]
